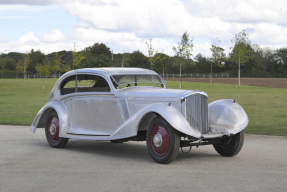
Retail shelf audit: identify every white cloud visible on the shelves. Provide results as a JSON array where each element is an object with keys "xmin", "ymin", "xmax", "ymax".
[
  {"xmin": 73, "ymin": 28, "xmax": 139, "ymax": 42},
  {"xmin": 0, "ymin": 31, "xmax": 73, "ymax": 54},
  {"xmin": 184, "ymin": 0, "xmax": 287, "ymax": 26},
  {"xmin": 42, "ymin": 30, "xmax": 66, "ymax": 42},
  {"xmin": 62, "ymin": 0, "xmax": 190, "ymax": 37},
  {"xmin": 19, "ymin": 31, "xmax": 41, "ymax": 46},
  {"xmin": 1, "ymin": 0, "xmax": 287, "ymax": 58}
]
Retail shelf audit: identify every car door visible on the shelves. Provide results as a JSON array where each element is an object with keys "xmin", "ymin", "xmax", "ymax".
[
  {"xmin": 59, "ymin": 75, "xmax": 76, "ymax": 132},
  {"xmin": 70, "ymin": 74, "xmax": 123, "ymax": 136}
]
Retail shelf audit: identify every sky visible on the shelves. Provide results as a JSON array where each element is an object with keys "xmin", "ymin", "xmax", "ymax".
[{"xmin": 0, "ymin": 0, "xmax": 287, "ymax": 58}]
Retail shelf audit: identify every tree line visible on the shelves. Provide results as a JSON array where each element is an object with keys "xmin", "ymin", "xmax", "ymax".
[{"xmin": 1, "ymin": 30, "xmax": 287, "ymax": 85}]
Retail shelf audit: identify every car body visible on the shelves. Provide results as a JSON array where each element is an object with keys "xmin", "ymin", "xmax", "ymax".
[{"xmin": 30, "ymin": 67, "xmax": 248, "ymax": 163}]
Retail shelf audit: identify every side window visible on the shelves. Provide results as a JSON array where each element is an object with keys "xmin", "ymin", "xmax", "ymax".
[
  {"xmin": 77, "ymin": 74, "xmax": 111, "ymax": 92},
  {"xmin": 60, "ymin": 75, "xmax": 76, "ymax": 95}
]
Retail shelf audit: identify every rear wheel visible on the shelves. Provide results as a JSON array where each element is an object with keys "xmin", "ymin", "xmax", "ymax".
[
  {"xmin": 45, "ymin": 111, "xmax": 69, "ymax": 148},
  {"xmin": 213, "ymin": 130, "xmax": 244, "ymax": 157},
  {"xmin": 146, "ymin": 117, "xmax": 179, "ymax": 164}
]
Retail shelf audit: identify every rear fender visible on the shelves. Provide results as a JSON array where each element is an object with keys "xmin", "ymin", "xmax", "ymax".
[
  {"xmin": 30, "ymin": 101, "xmax": 70, "ymax": 136},
  {"xmin": 111, "ymin": 103, "xmax": 201, "ymax": 139}
]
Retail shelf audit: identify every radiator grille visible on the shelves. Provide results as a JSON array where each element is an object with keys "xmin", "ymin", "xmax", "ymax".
[{"xmin": 185, "ymin": 94, "xmax": 209, "ymax": 134}]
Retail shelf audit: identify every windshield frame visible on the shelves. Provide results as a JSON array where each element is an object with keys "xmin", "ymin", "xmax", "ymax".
[{"xmin": 110, "ymin": 74, "xmax": 166, "ymax": 89}]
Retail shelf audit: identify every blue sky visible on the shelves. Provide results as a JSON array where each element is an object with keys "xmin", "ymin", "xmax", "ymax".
[
  {"xmin": 1, "ymin": 0, "xmax": 287, "ymax": 57},
  {"xmin": 0, "ymin": 5, "xmax": 76, "ymax": 41}
]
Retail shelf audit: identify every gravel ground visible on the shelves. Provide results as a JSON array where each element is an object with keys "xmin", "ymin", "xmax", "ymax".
[
  {"xmin": 166, "ymin": 78, "xmax": 287, "ymax": 89},
  {"xmin": 0, "ymin": 125, "xmax": 287, "ymax": 192}
]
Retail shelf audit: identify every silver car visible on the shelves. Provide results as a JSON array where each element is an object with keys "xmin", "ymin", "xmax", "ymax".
[{"xmin": 30, "ymin": 67, "xmax": 248, "ymax": 164}]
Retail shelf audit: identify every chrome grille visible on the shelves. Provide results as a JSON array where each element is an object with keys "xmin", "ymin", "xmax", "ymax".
[{"xmin": 185, "ymin": 94, "xmax": 209, "ymax": 134}]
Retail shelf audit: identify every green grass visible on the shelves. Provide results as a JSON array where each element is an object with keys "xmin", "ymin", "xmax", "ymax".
[
  {"xmin": 0, "ymin": 79, "xmax": 287, "ymax": 136},
  {"xmin": 0, "ymin": 78, "xmax": 58, "ymax": 125}
]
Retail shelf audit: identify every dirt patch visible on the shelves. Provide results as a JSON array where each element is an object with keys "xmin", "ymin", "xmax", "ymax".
[{"xmin": 165, "ymin": 78, "xmax": 287, "ymax": 89}]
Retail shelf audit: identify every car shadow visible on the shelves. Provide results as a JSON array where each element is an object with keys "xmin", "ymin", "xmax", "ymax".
[
  {"xmin": 60, "ymin": 140, "xmax": 221, "ymax": 164},
  {"xmin": 64, "ymin": 140, "xmax": 151, "ymax": 163}
]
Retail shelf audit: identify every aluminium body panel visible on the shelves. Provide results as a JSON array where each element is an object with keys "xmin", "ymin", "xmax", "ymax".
[
  {"xmin": 208, "ymin": 99, "xmax": 249, "ymax": 135},
  {"xmin": 70, "ymin": 93, "xmax": 122, "ymax": 135}
]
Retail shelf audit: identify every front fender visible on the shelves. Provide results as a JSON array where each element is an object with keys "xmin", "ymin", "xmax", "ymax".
[
  {"xmin": 30, "ymin": 101, "xmax": 70, "ymax": 136},
  {"xmin": 208, "ymin": 99, "xmax": 249, "ymax": 135},
  {"xmin": 111, "ymin": 103, "xmax": 201, "ymax": 139}
]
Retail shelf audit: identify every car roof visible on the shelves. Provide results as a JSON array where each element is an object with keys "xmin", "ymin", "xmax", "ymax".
[{"xmin": 63, "ymin": 67, "xmax": 158, "ymax": 76}]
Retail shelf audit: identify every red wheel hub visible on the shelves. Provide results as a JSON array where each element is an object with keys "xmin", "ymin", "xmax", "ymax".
[
  {"xmin": 48, "ymin": 117, "xmax": 60, "ymax": 142},
  {"xmin": 150, "ymin": 125, "xmax": 169, "ymax": 156}
]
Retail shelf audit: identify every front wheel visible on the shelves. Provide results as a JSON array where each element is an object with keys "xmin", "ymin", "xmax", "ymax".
[
  {"xmin": 146, "ymin": 117, "xmax": 179, "ymax": 164},
  {"xmin": 213, "ymin": 130, "xmax": 244, "ymax": 157},
  {"xmin": 45, "ymin": 111, "xmax": 69, "ymax": 148}
]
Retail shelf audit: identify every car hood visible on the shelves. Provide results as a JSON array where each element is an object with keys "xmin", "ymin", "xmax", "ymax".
[{"xmin": 116, "ymin": 86, "xmax": 206, "ymax": 100}]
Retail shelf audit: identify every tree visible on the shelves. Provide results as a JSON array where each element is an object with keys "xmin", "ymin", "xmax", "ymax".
[
  {"xmin": 29, "ymin": 49, "xmax": 45, "ymax": 74},
  {"xmin": 23, "ymin": 53, "xmax": 30, "ymax": 82},
  {"xmin": 252, "ymin": 44, "xmax": 273, "ymax": 75},
  {"xmin": 0, "ymin": 50, "xmax": 7, "ymax": 78},
  {"xmin": 55, "ymin": 53, "xmax": 64, "ymax": 76},
  {"xmin": 72, "ymin": 42, "xmax": 85, "ymax": 69},
  {"xmin": 194, "ymin": 53, "xmax": 211, "ymax": 73},
  {"xmin": 0, "ymin": 59, "xmax": 6, "ymax": 78},
  {"xmin": 146, "ymin": 39, "xmax": 164, "ymax": 70},
  {"xmin": 270, "ymin": 48, "xmax": 287, "ymax": 77},
  {"xmin": 16, "ymin": 59, "xmax": 24, "ymax": 78},
  {"xmin": 127, "ymin": 50, "xmax": 150, "ymax": 68},
  {"xmin": 50, "ymin": 54, "xmax": 59, "ymax": 77},
  {"xmin": 230, "ymin": 30, "xmax": 253, "ymax": 88},
  {"xmin": 153, "ymin": 53, "xmax": 168, "ymax": 77},
  {"xmin": 37, "ymin": 61, "xmax": 50, "ymax": 90},
  {"xmin": 80, "ymin": 43, "xmax": 113, "ymax": 68},
  {"xmin": 172, "ymin": 31, "xmax": 193, "ymax": 88},
  {"xmin": 210, "ymin": 39, "xmax": 226, "ymax": 86}
]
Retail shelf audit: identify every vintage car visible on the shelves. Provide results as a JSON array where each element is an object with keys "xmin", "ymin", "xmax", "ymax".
[{"xmin": 30, "ymin": 67, "xmax": 248, "ymax": 164}]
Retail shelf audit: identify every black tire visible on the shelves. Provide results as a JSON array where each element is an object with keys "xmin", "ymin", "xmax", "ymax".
[
  {"xmin": 45, "ymin": 111, "xmax": 69, "ymax": 148},
  {"xmin": 146, "ymin": 117, "xmax": 179, "ymax": 164},
  {"xmin": 213, "ymin": 130, "xmax": 244, "ymax": 157}
]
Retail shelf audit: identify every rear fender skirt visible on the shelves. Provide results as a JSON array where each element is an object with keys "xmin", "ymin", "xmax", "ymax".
[
  {"xmin": 208, "ymin": 99, "xmax": 249, "ymax": 135},
  {"xmin": 30, "ymin": 101, "xmax": 70, "ymax": 137},
  {"xmin": 110, "ymin": 103, "xmax": 201, "ymax": 140}
]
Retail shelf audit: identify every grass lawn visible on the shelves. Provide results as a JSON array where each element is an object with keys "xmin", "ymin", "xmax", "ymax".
[{"xmin": 0, "ymin": 78, "xmax": 287, "ymax": 136}]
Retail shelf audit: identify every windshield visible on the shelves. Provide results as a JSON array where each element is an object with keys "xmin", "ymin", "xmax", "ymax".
[{"xmin": 111, "ymin": 74, "xmax": 165, "ymax": 89}]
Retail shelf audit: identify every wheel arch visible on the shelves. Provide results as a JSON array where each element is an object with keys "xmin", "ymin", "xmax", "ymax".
[
  {"xmin": 30, "ymin": 101, "xmax": 70, "ymax": 136},
  {"xmin": 110, "ymin": 103, "xmax": 201, "ymax": 140}
]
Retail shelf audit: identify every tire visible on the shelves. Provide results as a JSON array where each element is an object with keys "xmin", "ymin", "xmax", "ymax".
[
  {"xmin": 45, "ymin": 111, "xmax": 69, "ymax": 148},
  {"xmin": 146, "ymin": 117, "xmax": 179, "ymax": 164},
  {"xmin": 213, "ymin": 130, "xmax": 244, "ymax": 157}
]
